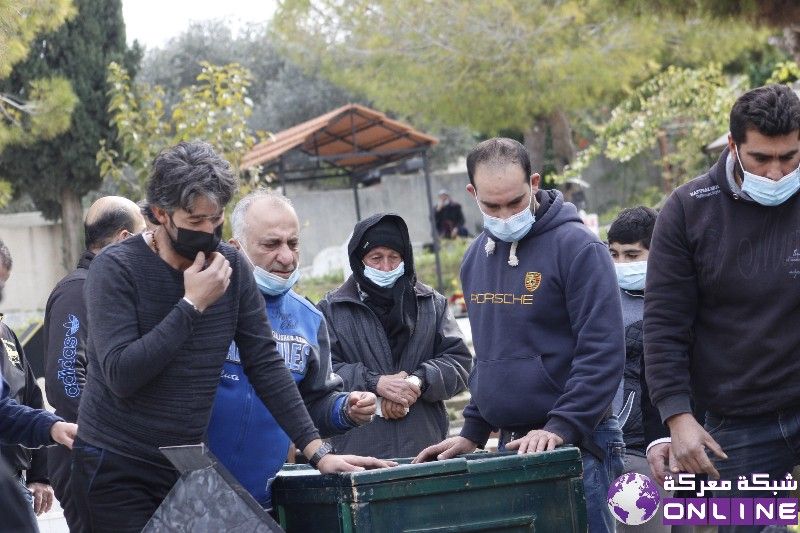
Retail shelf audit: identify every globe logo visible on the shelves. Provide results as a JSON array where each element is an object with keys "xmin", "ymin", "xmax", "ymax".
[{"xmin": 607, "ymin": 472, "xmax": 661, "ymax": 525}]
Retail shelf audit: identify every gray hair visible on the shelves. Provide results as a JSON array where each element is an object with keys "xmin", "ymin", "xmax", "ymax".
[
  {"xmin": 145, "ymin": 141, "xmax": 238, "ymax": 224},
  {"xmin": 231, "ymin": 189, "xmax": 294, "ymax": 241}
]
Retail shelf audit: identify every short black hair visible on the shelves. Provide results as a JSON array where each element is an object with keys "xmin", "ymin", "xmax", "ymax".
[
  {"xmin": 466, "ymin": 138, "xmax": 532, "ymax": 188},
  {"xmin": 730, "ymin": 84, "xmax": 800, "ymax": 144},
  {"xmin": 146, "ymin": 141, "xmax": 238, "ymax": 225},
  {"xmin": 84, "ymin": 207, "xmax": 141, "ymax": 250},
  {"xmin": 0, "ymin": 239, "xmax": 11, "ymax": 270},
  {"xmin": 607, "ymin": 206, "xmax": 658, "ymax": 249}
]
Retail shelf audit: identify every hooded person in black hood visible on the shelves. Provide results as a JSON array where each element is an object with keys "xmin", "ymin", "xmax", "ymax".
[
  {"xmin": 348, "ymin": 215, "xmax": 417, "ymax": 364},
  {"xmin": 318, "ymin": 213, "xmax": 472, "ymax": 459}
]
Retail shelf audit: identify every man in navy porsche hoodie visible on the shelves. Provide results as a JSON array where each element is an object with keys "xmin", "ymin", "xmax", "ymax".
[
  {"xmin": 207, "ymin": 190, "xmax": 380, "ymax": 507},
  {"xmin": 416, "ymin": 138, "xmax": 625, "ymax": 533}
]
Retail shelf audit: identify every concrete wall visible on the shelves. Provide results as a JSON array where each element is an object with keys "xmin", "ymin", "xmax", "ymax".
[
  {"xmin": 286, "ymin": 170, "xmax": 482, "ymax": 263},
  {"xmin": 0, "ymin": 212, "xmax": 67, "ymax": 318}
]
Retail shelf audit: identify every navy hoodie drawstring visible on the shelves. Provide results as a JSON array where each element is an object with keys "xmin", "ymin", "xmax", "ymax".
[{"xmin": 484, "ymin": 237, "xmax": 520, "ymax": 267}]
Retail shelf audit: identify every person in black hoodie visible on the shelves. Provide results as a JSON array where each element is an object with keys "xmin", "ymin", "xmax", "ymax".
[
  {"xmin": 416, "ymin": 138, "xmax": 625, "ymax": 533},
  {"xmin": 645, "ymin": 84, "xmax": 800, "ymax": 533},
  {"xmin": 42, "ymin": 195, "xmax": 145, "ymax": 531}
]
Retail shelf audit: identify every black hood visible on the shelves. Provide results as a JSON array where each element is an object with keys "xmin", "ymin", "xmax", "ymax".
[
  {"xmin": 347, "ymin": 213, "xmax": 418, "ymax": 362},
  {"xmin": 347, "ymin": 213, "xmax": 416, "ymax": 284}
]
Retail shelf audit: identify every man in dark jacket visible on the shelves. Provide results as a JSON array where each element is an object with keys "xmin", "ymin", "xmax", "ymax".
[
  {"xmin": 0, "ymin": 368, "xmax": 77, "ymax": 532},
  {"xmin": 434, "ymin": 189, "xmax": 468, "ymax": 238},
  {"xmin": 42, "ymin": 195, "xmax": 145, "ymax": 530},
  {"xmin": 318, "ymin": 213, "xmax": 472, "ymax": 459},
  {"xmin": 416, "ymin": 138, "xmax": 625, "ymax": 533},
  {"xmin": 644, "ymin": 84, "xmax": 800, "ymax": 533},
  {"xmin": 0, "ymin": 238, "xmax": 56, "ymax": 518}
]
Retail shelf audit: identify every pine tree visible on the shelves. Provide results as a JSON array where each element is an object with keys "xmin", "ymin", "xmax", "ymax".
[
  {"xmin": 0, "ymin": 0, "xmax": 77, "ymax": 153},
  {"xmin": 0, "ymin": 0, "xmax": 140, "ymax": 268}
]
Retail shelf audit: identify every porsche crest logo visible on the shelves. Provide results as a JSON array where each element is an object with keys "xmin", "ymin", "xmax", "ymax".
[{"xmin": 524, "ymin": 272, "xmax": 542, "ymax": 293}]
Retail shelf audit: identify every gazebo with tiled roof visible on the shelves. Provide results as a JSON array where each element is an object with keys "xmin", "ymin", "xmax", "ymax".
[{"xmin": 241, "ymin": 103, "xmax": 444, "ymax": 290}]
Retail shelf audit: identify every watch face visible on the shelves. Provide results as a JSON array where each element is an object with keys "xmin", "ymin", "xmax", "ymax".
[{"xmin": 311, "ymin": 441, "xmax": 335, "ymax": 468}]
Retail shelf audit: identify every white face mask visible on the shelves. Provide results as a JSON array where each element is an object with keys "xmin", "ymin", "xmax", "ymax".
[
  {"xmin": 736, "ymin": 145, "xmax": 800, "ymax": 206},
  {"xmin": 615, "ymin": 261, "xmax": 647, "ymax": 291},
  {"xmin": 242, "ymin": 247, "xmax": 300, "ymax": 296},
  {"xmin": 476, "ymin": 188, "xmax": 535, "ymax": 242},
  {"xmin": 363, "ymin": 262, "xmax": 405, "ymax": 288}
]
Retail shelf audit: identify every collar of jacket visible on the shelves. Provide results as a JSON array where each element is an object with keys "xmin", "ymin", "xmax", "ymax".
[
  {"xmin": 326, "ymin": 275, "xmax": 434, "ymax": 305},
  {"xmin": 78, "ymin": 249, "xmax": 96, "ymax": 270},
  {"xmin": 712, "ymin": 146, "xmax": 756, "ymax": 203}
]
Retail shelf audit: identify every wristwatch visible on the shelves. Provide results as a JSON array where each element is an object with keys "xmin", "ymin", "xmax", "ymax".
[
  {"xmin": 309, "ymin": 441, "xmax": 335, "ymax": 469},
  {"xmin": 406, "ymin": 375, "xmax": 423, "ymax": 390}
]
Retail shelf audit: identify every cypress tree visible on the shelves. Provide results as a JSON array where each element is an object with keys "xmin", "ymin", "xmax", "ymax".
[{"xmin": 0, "ymin": 0, "xmax": 140, "ymax": 268}]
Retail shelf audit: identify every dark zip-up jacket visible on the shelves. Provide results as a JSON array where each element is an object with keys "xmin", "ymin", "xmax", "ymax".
[
  {"xmin": 319, "ymin": 277, "xmax": 471, "ymax": 458},
  {"xmin": 617, "ymin": 289, "xmax": 646, "ymax": 452},
  {"xmin": 44, "ymin": 249, "xmax": 93, "ymax": 424},
  {"xmin": 0, "ymin": 319, "xmax": 49, "ymax": 483},
  {"xmin": 0, "ymin": 370, "xmax": 56, "ymax": 533},
  {"xmin": 645, "ymin": 148, "xmax": 800, "ymax": 422},
  {"xmin": 43, "ymin": 249, "xmax": 93, "ymax": 512}
]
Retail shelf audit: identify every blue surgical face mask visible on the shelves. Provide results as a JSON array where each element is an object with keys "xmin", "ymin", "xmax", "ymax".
[
  {"xmin": 477, "ymin": 188, "xmax": 535, "ymax": 242},
  {"xmin": 736, "ymin": 146, "xmax": 800, "ymax": 206},
  {"xmin": 615, "ymin": 261, "xmax": 647, "ymax": 291},
  {"xmin": 242, "ymin": 248, "xmax": 300, "ymax": 296},
  {"xmin": 363, "ymin": 262, "xmax": 404, "ymax": 288}
]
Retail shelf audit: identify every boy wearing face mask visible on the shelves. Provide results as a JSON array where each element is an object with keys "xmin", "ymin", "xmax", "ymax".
[
  {"xmin": 317, "ymin": 213, "xmax": 472, "ymax": 459},
  {"xmin": 608, "ymin": 207, "xmax": 674, "ymax": 533},
  {"xmin": 645, "ymin": 84, "xmax": 800, "ymax": 533},
  {"xmin": 415, "ymin": 138, "xmax": 625, "ymax": 533}
]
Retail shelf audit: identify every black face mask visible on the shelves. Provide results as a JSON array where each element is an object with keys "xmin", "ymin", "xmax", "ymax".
[{"xmin": 166, "ymin": 221, "xmax": 223, "ymax": 260}]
